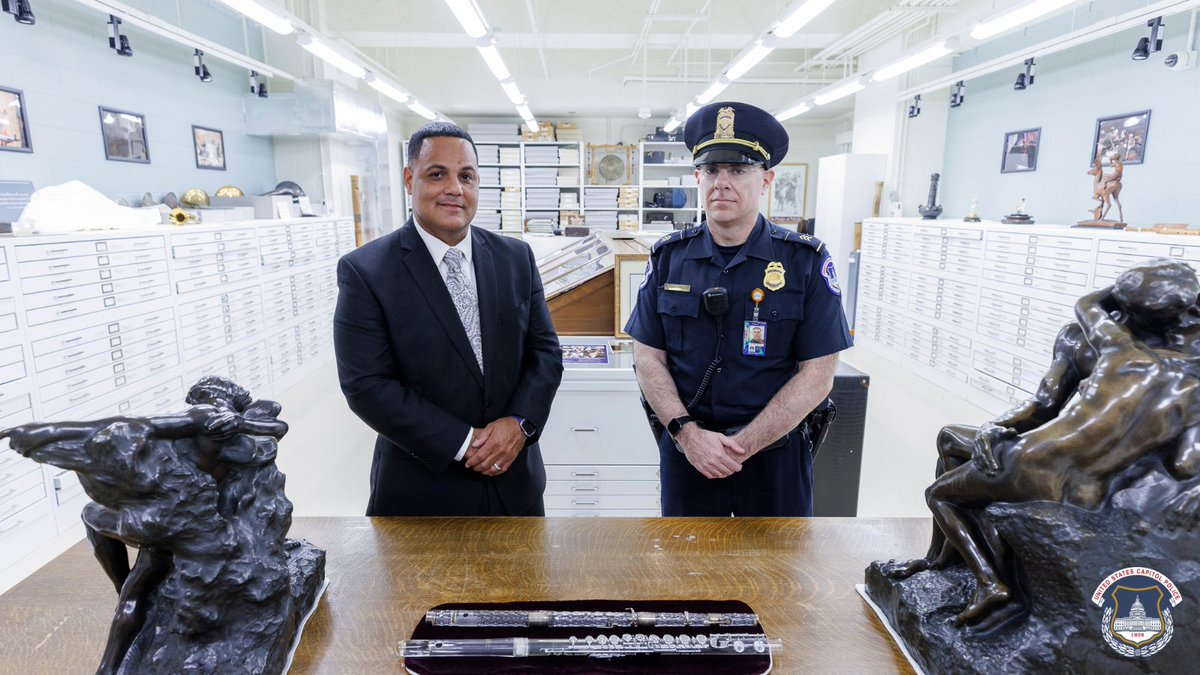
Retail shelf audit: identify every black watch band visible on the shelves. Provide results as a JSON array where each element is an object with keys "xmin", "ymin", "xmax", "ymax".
[
  {"xmin": 667, "ymin": 415, "xmax": 695, "ymax": 438},
  {"xmin": 514, "ymin": 416, "xmax": 537, "ymax": 438}
]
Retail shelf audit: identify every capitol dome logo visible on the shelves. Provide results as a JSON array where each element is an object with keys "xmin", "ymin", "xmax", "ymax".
[{"xmin": 1092, "ymin": 567, "xmax": 1183, "ymax": 658}]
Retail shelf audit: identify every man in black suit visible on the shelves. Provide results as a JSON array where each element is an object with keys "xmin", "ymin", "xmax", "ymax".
[{"xmin": 333, "ymin": 122, "xmax": 563, "ymax": 516}]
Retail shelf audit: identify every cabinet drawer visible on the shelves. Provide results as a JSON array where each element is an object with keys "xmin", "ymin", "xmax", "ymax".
[
  {"xmin": 0, "ymin": 495, "xmax": 53, "ymax": 546},
  {"xmin": 545, "ymin": 465, "xmax": 659, "ymax": 481},
  {"xmin": 0, "ymin": 469, "xmax": 45, "ymax": 514},
  {"xmin": 545, "ymin": 508, "xmax": 661, "ymax": 518},
  {"xmin": 545, "ymin": 494, "xmax": 661, "ymax": 510},
  {"xmin": 0, "ymin": 390, "xmax": 33, "ymax": 425},
  {"xmin": 541, "ymin": 391, "xmax": 658, "ymax": 464},
  {"xmin": 545, "ymin": 480, "xmax": 660, "ymax": 496},
  {"xmin": 15, "ymin": 235, "xmax": 163, "ymax": 263}
]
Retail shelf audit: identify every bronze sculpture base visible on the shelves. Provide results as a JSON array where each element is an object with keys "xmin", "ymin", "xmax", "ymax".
[
  {"xmin": 1001, "ymin": 214, "xmax": 1034, "ymax": 225},
  {"xmin": 865, "ymin": 468, "xmax": 1198, "ymax": 674},
  {"xmin": 1075, "ymin": 219, "xmax": 1127, "ymax": 229}
]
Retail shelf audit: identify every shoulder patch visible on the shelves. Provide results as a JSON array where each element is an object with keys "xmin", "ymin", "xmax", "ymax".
[
  {"xmin": 821, "ymin": 256, "xmax": 841, "ymax": 296},
  {"xmin": 770, "ymin": 227, "xmax": 824, "ymax": 253}
]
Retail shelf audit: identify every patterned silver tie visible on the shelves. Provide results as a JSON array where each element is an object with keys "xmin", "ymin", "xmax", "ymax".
[{"xmin": 443, "ymin": 248, "xmax": 483, "ymax": 373}]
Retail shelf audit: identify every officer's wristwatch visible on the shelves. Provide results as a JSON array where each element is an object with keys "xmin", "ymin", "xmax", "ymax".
[
  {"xmin": 667, "ymin": 415, "xmax": 696, "ymax": 439},
  {"xmin": 512, "ymin": 415, "xmax": 537, "ymax": 438}
]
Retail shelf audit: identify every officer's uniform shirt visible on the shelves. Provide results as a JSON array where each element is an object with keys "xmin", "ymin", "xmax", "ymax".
[{"xmin": 625, "ymin": 215, "xmax": 852, "ymax": 429}]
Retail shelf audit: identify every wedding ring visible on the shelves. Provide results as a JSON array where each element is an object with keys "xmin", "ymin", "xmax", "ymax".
[{"xmin": 492, "ymin": 463, "xmax": 502, "ymax": 471}]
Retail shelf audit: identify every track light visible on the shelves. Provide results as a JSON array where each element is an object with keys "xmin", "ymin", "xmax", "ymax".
[
  {"xmin": 1132, "ymin": 17, "xmax": 1164, "ymax": 60},
  {"xmin": 194, "ymin": 49, "xmax": 212, "ymax": 82},
  {"xmin": 1, "ymin": 0, "xmax": 35, "ymax": 25},
  {"xmin": 248, "ymin": 70, "xmax": 269, "ymax": 98},
  {"xmin": 108, "ymin": 15, "xmax": 133, "ymax": 57},
  {"xmin": 1014, "ymin": 58, "xmax": 1036, "ymax": 90},
  {"xmin": 950, "ymin": 80, "xmax": 965, "ymax": 108},
  {"xmin": 908, "ymin": 94, "xmax": 922, "ymax": 118}
]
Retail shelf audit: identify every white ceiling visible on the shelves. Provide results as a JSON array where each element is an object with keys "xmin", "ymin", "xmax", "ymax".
[{"xmin": 314, "ymin": 0, "xmax": 972, "ymax": 120}]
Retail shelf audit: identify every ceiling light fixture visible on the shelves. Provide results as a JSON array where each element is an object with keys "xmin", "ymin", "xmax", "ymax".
[
  {"xmin": 212, "ymin": 0, "xmax": 292, "ymax": 35},
  {"xmin": 297, "ymin": 33, "xmax": 366, "ymax": 78},
  {"xmin": 1132, "ymin": 17, "xmax": 1164, "ymax": 60},
  {"xmin": 365, "ymin": 71, "xmax": 411, "ymax": 105},
  {"xmin": 498, "ymin": 79, "xmax": 524, "ymax": 105},
  {"xmin": 476, "ymin": 36, "xmax": 511, "ymax": 81},
  {"xmin": 872, "ymin": 39, "xmax": 958, "ymax": 81},
  {"xmin": 773, "ymin": 0, "xmax": 841, "ymax": 38},
  {"xmin": 970, "ymin": 0, "xmax": 1078, "ymax": 41},
  {"xmin": 443, "ymin": 0, "xmax": 489, "ymax": 38},
  {"xmin": 663, "ymin": 116, "xmax": 682, "ymax": 133},
  {"xmin": 408, "ymin": 101, "xmax": 437, "ymax": 120},
  {"xmin": 813, "ymin": 78, "xmax": 865, "ymax": 105},
  {"xmin": 696, "ymin": 77, "xmax": 731, "ymax": 105},
  {"xmin": 107, "ymin": 15, "xmax": 133, "ymax": 57},
  {"xmin": 193, "ymin": 49, "xmax": 212, "ymax": 82},
  {"xmin": 1, "ymin": 0, "xmax": 34, "ymax": 25},
  {"xmin": 950, "ymin": 80, "xmax": 965, "ymax": 107},
  {"xmin": 775, "ymin": 101, "xmax": 812, "ymax": 121},
  {"xmin": 726, "ymin": 35, "xmax": 778, "ymax": 81}
]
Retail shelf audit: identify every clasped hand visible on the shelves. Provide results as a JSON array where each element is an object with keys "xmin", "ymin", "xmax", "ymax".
[
  {"xmin": 464, "ymin": 417, "xmax": 525, "ymax": 477},
  {"xmin": 675, "ymin": 425, "xmax": 747, "ymax": 479},
  {"xmin": 972, "ymin": 422, "xmax": 1015, "ymax": 476}
]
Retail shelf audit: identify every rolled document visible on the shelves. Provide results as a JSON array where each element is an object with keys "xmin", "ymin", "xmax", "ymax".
[
  {"xmin": 400, "ymin": 632, "xmax": 781, "ymax": 658},
  {"xmin": 424, "ymin": 608, "xmax": 760, "ymax": 628}
]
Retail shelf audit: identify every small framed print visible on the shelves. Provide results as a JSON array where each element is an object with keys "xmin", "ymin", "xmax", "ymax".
[
  {"xmin": 562, "ymin": 343, "xmax": 611, "ymax": 365},
  {"xmin": 614, "ymin": 253, "xmax": 650, "ymax": 338},
  {"xmin": 192, "ymin": 125, "xmax": 226, "ymax": 170},
  {"xmin": 0, "ymin": 86, "xmax": 32, "ymax": 153},
  {"xmin": 767, "ymin": 162, "xmax": 808, "ymax": 222},
  {"xmin": 1001, "ymin": 128, "xmax": 1040, "ymax": 173},
  {"xmin": 99, "ymin": 107, "xmax": 149, "ymax": 163},
  {"xmin": 1092, "ymin": 110, "xmax": 1150, "ymax": 166}
]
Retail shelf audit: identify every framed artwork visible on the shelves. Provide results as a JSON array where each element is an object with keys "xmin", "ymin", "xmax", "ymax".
[
  {"xmin": 561, "ymin": 343, "xmax": 611, "ymax": 365},
  {"xmin": 767, "ymin": 162, "xmax": 808, "ymax": 222},
  {"xmin": 613, "ymin": 253, "xmax": 649, "ymax": 338},
  {"xmin": 0, "ymin": 86, "xmax": 32, "ymax": 153},
  {"xmin": 588, "ymin": 144, "xmax": 634, "ymax": 185},
  {"xmin": 1092, "ymin": 110, "xmax": 1150, "ymax": 166},
  {"xmin": 99, "ymin": 107, "xmax": 149, "ymax": 163},
  {"xmin": 192, "ymin": 125, "xmax": 226, "ymax": 170},
  {"xmin": 1001, "ymin": 127, "xmax": 1041, "ymax": 173}
]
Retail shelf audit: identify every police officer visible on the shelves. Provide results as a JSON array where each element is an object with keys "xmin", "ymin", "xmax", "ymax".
[{"xmin": 624, "ymin": 101, "xmax": 852, "ymax": 517}]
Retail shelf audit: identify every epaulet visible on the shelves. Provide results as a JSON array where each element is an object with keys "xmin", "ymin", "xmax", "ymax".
[
  {"xmin": 650, "ymin": 226, "xmax": 701, "ymax": 254},
  {"xmin": 770, "ymin": 226, "xmax": 824, "ymax": 253}
]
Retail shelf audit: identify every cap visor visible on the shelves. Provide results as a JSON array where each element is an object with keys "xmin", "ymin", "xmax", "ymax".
[{"xmin": 693, "ymin": 147, "xmax": 763, "ymax": 166}]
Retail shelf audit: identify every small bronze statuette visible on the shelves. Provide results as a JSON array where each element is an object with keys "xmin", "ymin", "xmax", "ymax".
[
  {"xmin": 1001, "ymin": 198, "xmax": 1034, "ymax": 224},
  {"xmin": 918, "ymin": 173, "xmax": 943, "ymax": 220},
  {"xmin": 963, "ymin": 197, "xmax": 981, "ymax": 223},
  {"xmin": 1076, "ymin": 145, "xmax": 1127, "ymax": 229}
]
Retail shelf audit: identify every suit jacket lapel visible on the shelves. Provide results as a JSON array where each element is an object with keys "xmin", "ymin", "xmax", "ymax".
[
  {"xmin": 473, "ymin": 229, "xmax": 499, "ymax": 389},
  {"xmin": 400, "ymin": 222, "xmax": 485, "ymax": 388}
]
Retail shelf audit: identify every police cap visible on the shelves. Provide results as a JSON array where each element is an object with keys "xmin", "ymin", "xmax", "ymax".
[{"xmin": 684, "ymin": 101, "xmax": 789, "ymax": 168}]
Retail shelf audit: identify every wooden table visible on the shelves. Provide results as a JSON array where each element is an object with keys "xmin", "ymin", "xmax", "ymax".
[{"xmin": 0, "ymin": 517, "xmax": 928, "ymax": 673}]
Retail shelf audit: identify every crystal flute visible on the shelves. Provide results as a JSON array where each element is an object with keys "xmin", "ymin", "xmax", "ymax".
[
  {"xmin": 424, "ymin": 608, "xmax": 760, "ymax": 628},
  {"xmin": 400, "ymin": 632, "xmax": 781, "ymax": 658}
]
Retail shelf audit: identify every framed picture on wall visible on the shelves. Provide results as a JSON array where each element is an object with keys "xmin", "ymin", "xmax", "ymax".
[
  {"xmin": 98, "ymin": 107, "xmax": 149, "ymax": 163},
  {"xmin": 192, "ymin": 125, "xmax": 226, "ymax": 170},
  {"xmin": 614, "ymin": 253, "xmax": 649, "ymax": 339},
  {"xmin": 588, "ymin": 144, "xmax": 634, "ymax": 185},
  {"xmin": 0, "ymin": 86, "xmax": 32, "ymax": 153},
  {"xmin": 1001, "ymin": 128, "xmax": 1040, "ymax": 173},
  {"xmin": 1092, "ymin": 110, "xmax": 1150, "ymax": 166},
  {"xmin": 767, "ymin": 162, "xmax": 808, "ymax": 222}
]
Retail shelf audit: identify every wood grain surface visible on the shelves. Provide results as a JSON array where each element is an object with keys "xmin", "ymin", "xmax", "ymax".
[{"xmin": 0, "ymin": 517, "xmax": 929, "ymax": 673}]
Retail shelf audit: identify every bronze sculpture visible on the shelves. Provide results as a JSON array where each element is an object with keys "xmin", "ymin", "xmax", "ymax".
[
  {"xmin": 1079, "ymin": 145, "xmax": 1126, "ymax": 228},
  {"xmin": 0, "ymin": 377, "xmax": 325, "ymax": 674},
  {"xmin": 866, "ymin": 258, "xmax": 1200, "ymax": 672},
  {"xmin": 918, "ymin": 173, "xmax": 943, "ymax": 220}
]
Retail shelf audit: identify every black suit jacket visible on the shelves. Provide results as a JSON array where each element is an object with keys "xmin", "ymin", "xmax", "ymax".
[{"xmin": 333, "ymin": 220, "xmax": 563, "ymax": 515}]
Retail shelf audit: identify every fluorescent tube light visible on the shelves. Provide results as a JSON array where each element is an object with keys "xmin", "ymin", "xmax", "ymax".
[
  {"xmin": 970, "ymin": 0, "xmax": 1078, "ymax": 40},
  {"xmin": 476, "ymin": 39, "xmax": 511, "ymax": 81},
  {"xmin": 213, "ymin": 0, "xmax": 293, "ymax": 35},
  {"xmin": 516, "ymin": 103, "xmax": 534, "ymax": 121},
  {"xmin": 696, "ymin": 77, "xmax": 730, "ymax": 104},
  {"xmin": 365, "ymin": 72, "xmax": 410, "ymax": 104},
  {"xmin": 775, "ymin": 101, "xmax": 812, "ymax": 121},
  {"xmin": 684, "ymin": 100, "xmax": 700, "ymax": 119},
  {"xmin": 408, "ymin": 101, "xmax": 436, "ymax": 120},
  {"xmin": 813, "ymin": 78, "xmax": 864, "ymax": 105},
  {"xmin": 297, "ymin": 34, "xmax": 365, "ymax": 78},
  {"xmin": 726, "ymin": 35, "xmax": 777, "ymax": 81},
  {"xmin": 872, "ymin": 39, "xmax": 957, "ymax": 81},
  {"xmin": 443, "ymin": 0, "xmax": 488, "ymax": 38},
  {"xmin": 663, "ymin": 116, "xmax": 682, "ymax": 133},
  {"xmin": 774, "ymin": 0, "xmax": 840, "ymax": 39},
  {"xmin": 499, "ymin": 79, "xmax": 524, "ymax": 105}
]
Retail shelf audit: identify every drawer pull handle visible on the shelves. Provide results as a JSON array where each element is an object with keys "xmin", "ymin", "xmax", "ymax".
[
  {"xmin": 68, "ymin": 393, "xmax": 89, "ymax": 403},
  {"xmin": 571, "ymin": 472, "xmax": 598, "ymax": 478},
  {"xmin": 0, "ymin": 516, "xmax": 25, "ymax": 533},
  {"xmin": 50, "ymin": 278, "xmax": 73, "ymax": 285},
  {"xmin": 66, "ymin": 351, "xmax": 85, "ymax": 358},
  {"xmin": 570, "ymin": 486, "xmax": 598, "ymax": 492},
  {"xmin": 57, "ymin": 309, "xmax": 78, "ymax": 316},
  {"xmin": 47, "ymin": 248, "xmax": 69, "ymax": 254},
  {"xmin": 64, "ymin": 365, "xmax": 86, "ymax": 374},
  {"xmin": 570, "ymin": 426, "xmax": 598, "ymax": 433},
  {"xmin": 54, "ymin": 293, "xmax": 75, "ymax": 300},
  {"xmin": 571, "ymin": 500, "xmax": 599, "ymax": 506},
  {"xmin": 63, "ymin": 337, "xmax": 83, "ymax": 344}
]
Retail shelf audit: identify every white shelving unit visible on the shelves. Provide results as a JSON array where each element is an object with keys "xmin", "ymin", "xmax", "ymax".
[{"xmin": 638, "ymin": 141, "xmax": 702, "ymax": 232}]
